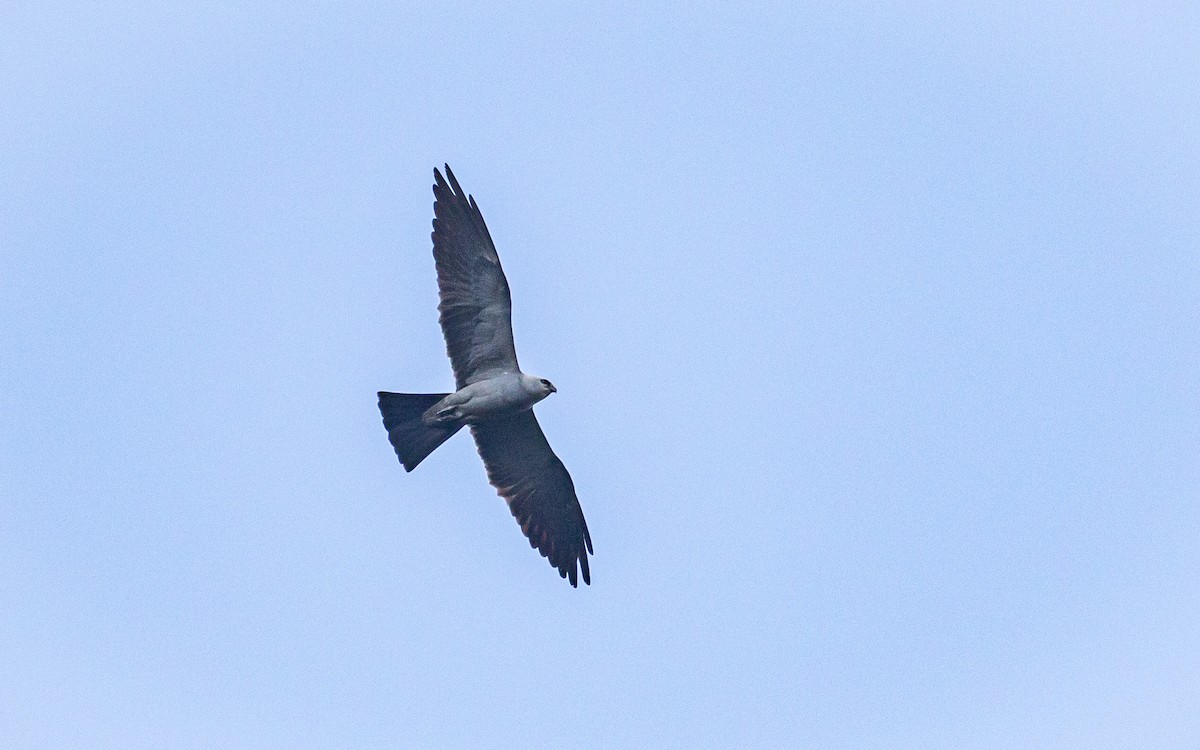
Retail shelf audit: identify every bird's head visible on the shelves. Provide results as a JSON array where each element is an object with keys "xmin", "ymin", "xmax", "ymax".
[{"xmin": 520, "ymin": 373, "xmax": 557, "ymax": 400}]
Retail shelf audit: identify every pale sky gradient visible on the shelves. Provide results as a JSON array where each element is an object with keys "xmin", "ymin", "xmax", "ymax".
[{"xmin": 2, "ymin": 3, "xmax": 1198, "ymax": 748}]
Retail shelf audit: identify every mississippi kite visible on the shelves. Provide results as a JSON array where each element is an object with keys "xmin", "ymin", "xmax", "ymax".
[{"xmin": 378, "ymin": 166, "xmax": 593, "ymax": 587}]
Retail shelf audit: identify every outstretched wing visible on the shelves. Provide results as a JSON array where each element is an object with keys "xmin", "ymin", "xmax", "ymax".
[
  {"xmin": 431, "ymin": 165, "xmax": 520, "ymax": 389},
  {"xmin": 471, "ymin": 410, "xmax": 593, "ymax": 586}
]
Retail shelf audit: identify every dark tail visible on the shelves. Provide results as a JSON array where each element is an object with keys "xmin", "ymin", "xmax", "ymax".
[{"xmin": 378, "ymin": 392, "xmax": 461, "ymax": 472}]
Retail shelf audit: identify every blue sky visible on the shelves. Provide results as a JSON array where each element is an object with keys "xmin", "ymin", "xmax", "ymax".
[{"xmin": 2, "ymin": 3, "xmax": 1198, "ymax": 747}]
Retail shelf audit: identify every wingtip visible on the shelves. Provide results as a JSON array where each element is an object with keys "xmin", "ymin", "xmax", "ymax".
[
  {"xmin": 561, "ymin": 554, "xmax": 591, "ymax": 588},
  {"xmin": 432, "ymin": 164, "xmax": 467, "ymax": 204},
  {"xmin": 444, "ymin": 164, "xmax": 465, "ymax": 197}
]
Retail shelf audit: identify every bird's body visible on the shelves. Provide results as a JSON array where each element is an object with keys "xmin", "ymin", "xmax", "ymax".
[
  {"xmin": 424, "ymin": 372, "xmax": 554, "ymax": 427},
  {"xmin": 378, "ymin": 166, "xmax": 593, "ymax": 587}
]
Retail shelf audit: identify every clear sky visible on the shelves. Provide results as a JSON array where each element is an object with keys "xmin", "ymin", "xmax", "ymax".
[{"xmin": 2, "ymin": 3, "xmax": 1198, "ymax": 748}]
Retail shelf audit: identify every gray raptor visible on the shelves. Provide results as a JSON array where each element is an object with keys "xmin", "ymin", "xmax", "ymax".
[{"xmin": 378, "ymin": 166, "xmax": 593, "ymax": 586}]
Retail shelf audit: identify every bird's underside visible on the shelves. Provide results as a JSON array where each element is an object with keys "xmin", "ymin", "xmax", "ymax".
[{"xmin": 378, "ymin": 165, "xmax": 592, "ymax": 587}]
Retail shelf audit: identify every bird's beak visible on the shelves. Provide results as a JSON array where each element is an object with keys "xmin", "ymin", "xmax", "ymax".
[{"xmin": 549, "ymin": 384, "xmax": 557, "ymax": 393}]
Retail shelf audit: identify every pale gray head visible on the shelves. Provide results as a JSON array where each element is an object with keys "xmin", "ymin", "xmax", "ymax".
[{"xmin": 522, "ymin": 373, "xmax": 557, "ymax": 398}]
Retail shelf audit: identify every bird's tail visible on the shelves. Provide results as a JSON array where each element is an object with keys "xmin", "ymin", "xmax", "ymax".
[{"xmin": 378, "ymin": 392, "xmax": 461, "ymax": 472}]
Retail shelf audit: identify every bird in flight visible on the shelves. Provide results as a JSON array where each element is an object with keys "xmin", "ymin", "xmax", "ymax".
[{"xmin": 378, "ymin": 166, "xmax": 593, "ymax": 586}]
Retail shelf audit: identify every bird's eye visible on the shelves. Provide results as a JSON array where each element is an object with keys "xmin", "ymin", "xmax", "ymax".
[{"xmin": 540, "ymin": 379, "xmax": 551, "ymax": 387}]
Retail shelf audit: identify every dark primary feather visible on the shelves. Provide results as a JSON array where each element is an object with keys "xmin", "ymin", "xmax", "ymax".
[
  {"xmin": 431, "ymin": 166, "xmax": 520, "ymax": 390},
  {"xmin": 471, "ymin": 410, "xmax": 593, "ymax": 587}
]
